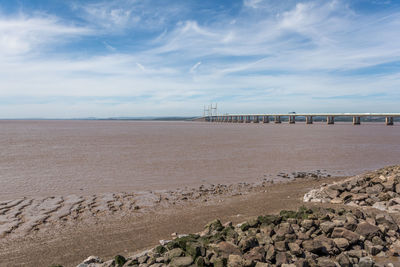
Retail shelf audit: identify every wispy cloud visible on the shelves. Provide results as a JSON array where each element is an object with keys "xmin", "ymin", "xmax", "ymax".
[{"xmin": 0, "ymin": 0, "xmax": 399, "ymax": 118}]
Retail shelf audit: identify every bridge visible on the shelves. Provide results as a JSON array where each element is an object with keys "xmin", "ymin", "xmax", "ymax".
[{"xmin": 203, "ymin": 113, "xmax": 400, "ymax": 125}]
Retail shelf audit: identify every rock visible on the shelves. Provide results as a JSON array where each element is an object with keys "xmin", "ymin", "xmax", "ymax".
[
  {"xmin": 238, "ymin": 236, "xmax": 258, "ymax": 251},
  {"xmin": 316, "ymin": 257, "xmax": 337, "ymax": 267},
  {"xmin": 375, "ymin": 213, "xmax": 398, "ymax": 231},
  {"xmin": 243, "ymin": 247, "xmax": 265, "ymax": 262},
  {"xmin": 255, "ymin": 262, "xmax": 271, "ymax": 267},
  {"xmin": 275, "ymin": 241, "xmax": 287, "ymax": 252},
  {"xmin": 205, "ymin": 219, "xmax": 223, "ymax": 233},
  {"xmin": 301, "ymin": 220, "xmax": 314, "ymax": 230},
  {"xmin": 275, "ymin": 252, "xmax": 289, "ymax": 266},
  {"xmin": 331, "ymin": 227, "xmax": 360, "ymax": 244},
  {"xmin": 320, "ymin": 221, "xmax": 336, "ymax": 234},
  {"xmin": 115, "ymin": 255, "xmax": 126, "ymax": 266},
  {"xmin": 167, "ymin": 248, "xmax": 184, "ymax": 260},
  {"xmin": 372, "ymin": 202, "xmax": 387, "ymax": 211},
  {"xmin": 330, "ymin": 198, "xmax": 343, "ymax": 204},
  {"xmin": 265, "ymin": 245, "xmax": 275, "ymax": 261},
  {"xmin": 333, "ymin": 238, "xmax": 349, "ymax": 251},
  {"xmin": 169, "ymin": 256, "xmax": 193, "ymax": 267},
  {"xmin": 82, "ymin": 256, "xmax": 104, "ymax": 264},
  {"xmin": 227, "ymin": 255, "xmax": 243, "ymax": 267},
  {"xmin": 355, "ymin": 222, "xmax": 380, "ymax": 239},
  {"xmin": 364, "ymin": 240, "xmax": 383, "ymax": 256},
  {"xmin": 215, "ymin": 241, "xmax": 241, "ymax": 256},
  {"xmin": 302, "ymin": 240, "xmax": 326, "ymax": 255},
  {"xmin": 358, "ymin": 256, "xmax": 374, "ymax": 267},
  {"xmin": 336, "ymin": 253, "xmax": 351, "ymax": 267},
  {"xmin": 287, "ymin": 242, "xmax": 302, "ymax": 256}
]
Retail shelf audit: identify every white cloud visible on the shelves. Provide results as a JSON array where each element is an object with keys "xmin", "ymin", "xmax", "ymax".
[
  {"xmin": 0, "ymin": 0, "xmax": 400, "ymax": 117},
  {"xmin": 0, "ymin": 15, "xmax": 91, "ymax": 56},
  {"xmin": 189, "ymin": 62, "xmax": 201, "ymax": 73}
]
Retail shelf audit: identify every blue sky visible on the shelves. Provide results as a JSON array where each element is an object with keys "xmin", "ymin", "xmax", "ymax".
[{"xmin": 0, "ymin": 0, "xmax": 399, "ymax": 118}]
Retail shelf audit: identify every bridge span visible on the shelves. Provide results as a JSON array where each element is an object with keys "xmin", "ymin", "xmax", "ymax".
[{"xmin": 204, "ymin": 113, "xmax": 400, "ymax": 125}]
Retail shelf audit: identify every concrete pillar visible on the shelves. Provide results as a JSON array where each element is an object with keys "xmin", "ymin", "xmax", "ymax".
[
  {"xmin": 263, "ymin": 116, "xmax": 270, "ymax": 123},
  {"xmin": 289, "ymin": 115, "xmax": 296, "ymax": 124},
  {"xmin": 229, "ymin": 116, "xmax": 232, "ymax": 122},
  {"xmin": 233, "ymin": 116, "xmax": 237, "ymax": 123},
  {"xmin": 353, "ymin": 116, "xmax": 361, "ymax": 125},
  {"xmin": 239, "ymin": 116, "xmax": 244, "ymax": 123},
  {"xmin": 275, "ymin": 115, "xmax": 281, "ymax": 123},
  {"xmin": 224, "ymin": 116, "xmax": 228, "ymax": 122},
  {"xmin": 253, "ymin": 116, "xmax": 259, "ymax": 123},
  {"xmin": 245, "ymin": 116, "xmax": 251, "ymax": 123},
  {"xmin": 386, "ymin": 116, "xmax": 394, "ymax": 126},
  {"xmin": 306, "ymin": 116, "xmax": 313, "ymax": 124},
  {"xmin": 327, "ymin": 116, "xmax": 335, "ymax": 124}
]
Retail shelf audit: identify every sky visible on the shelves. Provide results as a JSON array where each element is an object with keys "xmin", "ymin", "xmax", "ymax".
[{"xmin": 0, "ymin": 0, "xmax": 399, "ymax": 118}]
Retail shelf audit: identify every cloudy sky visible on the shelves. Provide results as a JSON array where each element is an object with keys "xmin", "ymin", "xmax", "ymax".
[{"xmin": 0, "ymin": 0, "xmax": 399, "ymax": 118}]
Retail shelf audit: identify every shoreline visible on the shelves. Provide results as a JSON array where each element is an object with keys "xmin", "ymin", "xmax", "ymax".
[{"xmin": 0, "ymin": 174, "xmax": 346, "ymax": 267}]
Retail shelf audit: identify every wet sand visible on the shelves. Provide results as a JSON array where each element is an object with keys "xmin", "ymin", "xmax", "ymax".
[
  {"xmin": 1, "ymin": 120, "xmax": 400, "ymax": 200},
  {"xmin": 0, "ymin": 176, "xmax": 347, "ymax": 267},
  {"xmin": 1, "ymin": 120, "xmax": 400, "ymax": 266}
]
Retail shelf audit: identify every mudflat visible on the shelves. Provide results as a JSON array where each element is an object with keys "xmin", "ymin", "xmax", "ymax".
[
  {"xmin": 1, "ymin": 120, "xmax": 400, "ymax": 266},
  {"xmin": 0, "ymin": 176, "xmax": 346, "ymax": 267},
  {"xmin": 1, "ymin": 120, "xmax": 400, "ymax": 199}
]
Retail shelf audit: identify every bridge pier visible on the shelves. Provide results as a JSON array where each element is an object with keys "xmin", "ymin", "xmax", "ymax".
[
  {"xmin": 353, "ymin": 116, "xmax": 361, "ymax": 125},
  {"xmin": 253, "ymin": 116, "xmax": 259, "ymax": 123},
  {"xmin": 289, "ymin": 115, "xmax": 296, "ymax": 124},
  {"xmin": 245, "ymin": 116, "xmax": 251, "ymax": 123},
  {"xmin": 263, "ymin": 116, "xmax": 269, "ymax": 123},
  {"xmin": 275, "ymin": 115, "xmax": 281, "ymax": 123},
  {"xmin": 327, "ymin": 116, "xmax": 335, "ymax": 125},
  {"xmin": 386, "ymin": 116, "xmax": 394, "ymax": 125},
  {"xmin": 306, "ymin": 116, "xmax": 313, "ymax": 124}
]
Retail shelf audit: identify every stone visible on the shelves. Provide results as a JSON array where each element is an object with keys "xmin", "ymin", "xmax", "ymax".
[
  {"xmin": 301, "ymin": 220, "xmax": 314, "ymax": 230},
  {"xmin": 333, "ymin": 238, "xmax": 349, "ymax": 250},
  {"xmin": 82, "ymin": 256, "xmax": 104, "ymax": 264},
  {"xmin": 375, "ymin": 213, "xmax": 399, "ymax": 231},
  {"xmin": 169, "ymin": 256, "xmax": 193, "ymax": 267},
  {"xmin": 302, "ymin": 240, "xmax": 326, "ymax": 255},
  {"xmin": 288, "ymin": 242, "xmax": 302, "ymax": 256},
  {"xmin": 275, "ymin": 241, "xmax": 287, "ymax": 252},
  {"xmin": 238, "ymin": 236, "xmax": 258, "ymax": 251},
  {"xmin": 255, "ymin": 262, "xmax": 271, "ymax": 267},
  {"xmin": 372, "ymin": 202, "xmax": 387, "ymax": 211},
  {"xmin": 316, "ymin": 257, "xmax": 337, "ymax": 267},
  {"xmin": 167, "ymin": 248, "xmax": 184, "ymax": 260},
  {"xmin": 227, "ymin": 255, "xmax": 243, "ymax": 267},
  {"xmin": 330, "ymin": 198, "xmax": 343, "ymax": 204},
  {"xmin": 320, "ymin": 221, "xmax": 336, "ymax": 234},
  {"xmin": 358, "ymin": 256, "xmax": 374, "ymax": 267},
  {"xmin": 215, "ymin": 241, "xmax": 241, "ymax": 256},
  {"xmin": 336, "ymin": 253, "xmax": 351, "ymax": 267},
  {"xmin": 293, "ymin": 259, "xmax": 308, "ymax": 267},
  {"xmin": 243, "ymin": 247, "xmax": 265, "ymax": 262},
  {"xmin": 115, "ymin": 255, "xmax": 127, "ymax": 266},
  {"xmin": 355, "ymin": 222, "xmax": 380, "ymax": 239},
  {"xmin": 265, "ymin": 245, "xmax": 275, "ymax": 261},
  {"xmin": 366, "ymin": 184, "xmax": 383, "ymax": 195},
  {"xmin": 331, "ymin": 227, "xmax": 360, "ymax": 244},
  {"xmin": 325, "ymin": 188, "xmax": 340, "ymax": 198},
  {"xmin": 275, "ymin": 252, "xmax": 289, "ymax": 266}
]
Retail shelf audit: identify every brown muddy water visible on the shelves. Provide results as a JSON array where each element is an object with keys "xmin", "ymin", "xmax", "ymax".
[{"xmin": 0, "ymin": 120, "xmax": 399, "ymax": 201}]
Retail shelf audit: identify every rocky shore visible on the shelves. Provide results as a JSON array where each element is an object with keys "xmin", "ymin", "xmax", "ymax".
[
  {"xmin": 304, "ymin": 166, "xmax": 400, "ymax": 213},
  {"xmin": 71, "ymin": 166, "xmax": 400, "ymax": 267},
  {"xmin": 75, "ymin": 205, "xmax": 399, "ymax": 267}
]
